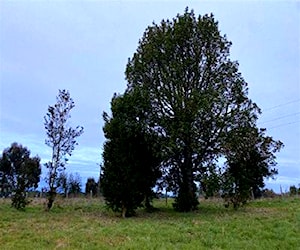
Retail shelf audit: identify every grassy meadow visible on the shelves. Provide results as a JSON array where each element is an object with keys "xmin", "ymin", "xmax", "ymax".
[{"xmin": 0, "ymin": 196, "xmax": 299, "ymax": 249}]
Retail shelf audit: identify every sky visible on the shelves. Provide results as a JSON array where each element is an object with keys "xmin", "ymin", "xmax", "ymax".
[{"xmin": 0, "ymin": 0, "xmax": 299, "ymax": 193}]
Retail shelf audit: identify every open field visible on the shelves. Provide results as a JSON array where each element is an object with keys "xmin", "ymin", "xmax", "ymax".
[{"xmin": 0, "ymin": 197, "xmax": 299, "ymax": 250}]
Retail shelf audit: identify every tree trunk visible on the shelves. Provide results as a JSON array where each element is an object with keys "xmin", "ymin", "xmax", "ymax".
[
  {"xmin": 121, "ymin": 204, "xmax": 127, "ymax": 218},
  {"xmin": 174, "ymin": 145, "xmax": 199, "ymax": 212},
  {"xmin": 165, "ymin": 189, "xmax": 168, "ymax": 206},
  {"xmin": 46, "ymin": 189, "xmax": 56, "ymax": 211}
]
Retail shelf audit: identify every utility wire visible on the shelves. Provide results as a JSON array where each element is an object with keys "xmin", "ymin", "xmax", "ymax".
[
  {"xmin": 258, "ymin": 112, "xmax": 300, "ymax": 125},
  {"xmin": 263, "ymin": 99, "xmax": 300, "ymax": 112},
  {"xmin": 267, "ymin": 120, "xmax": 300, "ymax": 130}
]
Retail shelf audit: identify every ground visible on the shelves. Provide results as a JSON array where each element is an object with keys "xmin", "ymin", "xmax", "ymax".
[{"xmin": 0, "ymin": 196, "xmax": 299, "ymax": 249}]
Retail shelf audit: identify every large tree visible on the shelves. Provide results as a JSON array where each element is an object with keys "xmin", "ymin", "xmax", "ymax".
[
  {"xmin": 101, "ymin": 89, "xmax": 162, "ymax": 217},
  {"xmin": 44, "ymin": 89, "xmax": 84, "ymax": 210},
  {"xmin": 125, "ymin": 9, "xmax": 260, "ymax": 211},
  {"xmin": 0, "ymin": 143, "xmax": 41, "ymax": 209}
]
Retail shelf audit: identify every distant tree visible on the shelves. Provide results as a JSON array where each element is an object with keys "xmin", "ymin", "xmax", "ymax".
[
  {"xmin": 125, "ymin": 8, "xmax": 260, "ymax": 211},
  {"xmin": 261, "ymin": 188, "xmax": 277, "ymax": 198},
  {"xmin": 56, "ymin": 172, "xmax": 82, "ymax": 197},
  {"xmin": 289, "ymin": 185, "xmax": 297, "ymax": 196},
  {"xmin": 222, "ymin": 127, "xmax": 283, "ymax": 208},
  {"xmin": 68, "ymin": 172, "xmax": 82, "ymax": 196},
  {"xmin": 44, "ymin": 89, "xmax": 84, "ymax": 210},
  {"xmin": 85, "ymin": 177, "xmax": 98, "ymax": 197},
  {"xmin": 0, "ymin": 143, "xmax": 41, "ymax": 209},
  {"xmin": 101, "ymin": 90, "xmax": 162, "ymax": 217}
]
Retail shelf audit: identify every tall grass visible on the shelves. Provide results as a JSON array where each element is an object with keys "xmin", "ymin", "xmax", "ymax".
[{"xmin": 0, "ymin": 197, "xmax": 299, "ymax": 249}]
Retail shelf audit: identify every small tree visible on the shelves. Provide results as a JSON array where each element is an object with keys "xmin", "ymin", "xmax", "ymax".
[
  {"xmin": 44, "ymin": 89, "xmax": 84, "ymax": 210},
  {"xmin": 68, "ymin": 172, "xmax": 82, "ymax": 197},
  {"xmin": 289, "ymin": 185, "xmax": 297, "ymax": 196},
  {"xmin": 85, "ymin": 177, "xmax": 98, "ymax": 197},
  {"xmin": 0, "ymin": 143, "xmax": 41, "ymax": 209},
  {"xmin": 222, "ymin": 127, "xmax": 283, "ymax": 208}
]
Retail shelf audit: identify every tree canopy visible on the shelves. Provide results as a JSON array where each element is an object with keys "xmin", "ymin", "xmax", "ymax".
[
  {"xmin": 85, "ymin": 177, "xmax": 98, "ymax": 197},
  {"xmin": 0, "ymin": 143, "xmax": 41, "ymax": 209},
  {"xmin": 221, "ymin": 127, "xmax": 283, "ymax": 207},
  {"xmin": 125, "ymin": 9, "xmax": 263, "ymax": 211},
  {"xmin": 101, "ymin": 89, "xmax": 162, "ymax": 217}
]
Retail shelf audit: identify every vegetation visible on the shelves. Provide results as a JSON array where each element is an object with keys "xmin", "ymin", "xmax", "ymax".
[
  {"xmin": 289, "ymin": 185, "xmax": 300, "ymax": 196},
  {"xmin": 101, "ymin": 90, "xmax": 162, "ymax": 217},
  {"xmin": 101, "ymin": 8, "xmax": 282, "ymax": 214},
  {"xmin": 0, "ymin": 143, "xmax": 41, "ymax": 209},
  {"xmin": 0, "ymin": 9, "xmax": 290, "ymax": 240},
  {"xmin": 0, "ymin": 197, "xmax": 299, "ymax": 249},
  {"xmin": 67, "ymin": 173, "xmax": 82, "ymax": 197},
  {"xmin": 57, "ymin": 172, "xmax": 82, "ymax": 197},
  {"xmin": 44, "ymin": 89, "xmax": 84, "ymax": 210},
  {"xmin": 85, "ymin": 177, "xmax": 98, "ymax": 197},
  {"xmin": 221, "ymin": 127, "xmax": 283, "ymax": 208}
]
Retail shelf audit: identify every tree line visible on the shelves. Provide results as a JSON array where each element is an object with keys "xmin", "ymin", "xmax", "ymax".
[
  {"xmin": 0, "ymin": 141, "xmax": 100, "ymax": 208},
  {"xmin": 0, "ymin": 9, "xmax": 288, "ymax": 215}
]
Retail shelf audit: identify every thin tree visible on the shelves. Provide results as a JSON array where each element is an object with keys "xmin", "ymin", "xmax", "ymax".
[{"xmin": 44, "ymin": 89, "xmax": 83, "ymax": 210}]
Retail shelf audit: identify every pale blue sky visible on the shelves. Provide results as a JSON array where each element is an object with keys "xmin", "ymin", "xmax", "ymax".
[{"xmin": 0, "ymin": 1, "xmax": 299, "ymax": 192}]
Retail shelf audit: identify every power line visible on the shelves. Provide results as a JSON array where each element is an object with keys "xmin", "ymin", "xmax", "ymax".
[
  {"xmin": 267, "ymin": 120, "xmax": 300, "ymax": 130},
  {"xmin": 263, "ymin": 99, "xmax": 300, "ymax": 112},
  {"xmin": 258, "ymin": 112, "xmax": 300, "ymax": 125}
]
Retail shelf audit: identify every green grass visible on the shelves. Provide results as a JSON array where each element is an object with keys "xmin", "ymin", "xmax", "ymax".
[{"xmin": 0, "ymin": 197, "xmax": 299, "ymax": 249}]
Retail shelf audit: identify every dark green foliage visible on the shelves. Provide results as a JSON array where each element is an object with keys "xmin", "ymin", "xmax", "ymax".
[
  {"xmin": 289, "ymin": 185, "xmax": 297, "ymax": 196},
  {"xmin": 222, "ymin": 127, "xmax": 283, "ymax": 208},
  {"xmin": 125, "ymin": 8, "xmax": 260, "ymax": 211},
  {"xmin": 56, "ymin": 172, "xmax": 82, "ymax": 197},
  {"xmin": 101, "ymin": 8, "xmax": 282, "ymax": 213},
  {"xmin": 0, "ymin": 143, "xmax": 41, "ymax": 209},
  {"xmin": 101, "ymin": 89, "xmax": 162, "ymax": 217},
  {"xmin": 198, "ymin": 163, "xmax": 223, "ymax": 199},
  {"xmin": 44, "ymin": 89, "xmax": 84, "ymax": 210},
  {"xmin": 85, "ymin": 177, "xmax": 98, "ymax": 197},
  {"xmin": 68, "ymin": 173, "xmax": 82, "ymax": 196}
]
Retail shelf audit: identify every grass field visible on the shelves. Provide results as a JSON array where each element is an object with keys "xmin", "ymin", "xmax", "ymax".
[{"xmin": 0, "ymin": 197, "xmax": 299, "ymax": 249}]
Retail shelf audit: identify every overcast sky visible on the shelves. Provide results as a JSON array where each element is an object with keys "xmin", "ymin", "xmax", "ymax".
[{"xmin": 0, "ymin": 1, "xmax": 299, "ymax": 192}]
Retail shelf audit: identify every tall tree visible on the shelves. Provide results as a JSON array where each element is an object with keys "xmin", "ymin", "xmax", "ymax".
[
  {"xmin": 44, "ymin": 89, "xmax": 84, "ymax": 210},
  {"xmin": 0, "ymin": 143, "xmax": 41, "ymax": 209},
  {"xmin": 101, "ymin": 89, "xmax": 162, "ymax": 217},
  {"xmin": 125, "ymin": 8, "xmax": 259, "ymax": 211}
]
